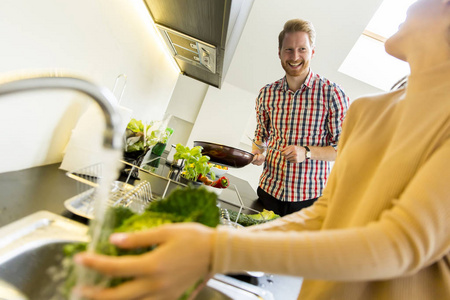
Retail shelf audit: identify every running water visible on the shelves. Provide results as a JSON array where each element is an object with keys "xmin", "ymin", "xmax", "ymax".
[{"xmin": 70, "ymin": 148, "xmax": 123, "ymax": 300}]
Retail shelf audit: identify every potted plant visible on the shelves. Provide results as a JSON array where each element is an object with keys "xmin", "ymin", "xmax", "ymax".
[
  {"xmin": 173, "ymin": 143, "xmax": 215, "ymax": 184},
  {"xmin": 122, "ymin": 118, "xmax": 172, "ymax": 177}
]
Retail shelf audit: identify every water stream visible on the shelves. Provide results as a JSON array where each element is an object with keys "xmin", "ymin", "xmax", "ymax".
[{"xmin": 70, "ymin": 148, "xmax": 123, "ymax": 300}]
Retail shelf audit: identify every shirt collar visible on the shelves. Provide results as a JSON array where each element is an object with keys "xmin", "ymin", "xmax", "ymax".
[
  {"xmin": 304, "ymin": 69, "xmax": 314, "ymax": 89},
  {"xmin": 281, "ymin": 68, "xmax": 314, "ymax": 92}
]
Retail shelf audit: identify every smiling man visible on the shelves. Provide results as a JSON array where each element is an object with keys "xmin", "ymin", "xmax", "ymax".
[{"xmin": 251, "ymin": 19, "xmax": 349, "ymax": 216}]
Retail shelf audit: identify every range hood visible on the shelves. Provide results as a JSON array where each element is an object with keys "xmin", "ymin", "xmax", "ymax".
[
  {"xmin": 156, "ymin": 24, "xmax": 218, "ymax": 74},
  {"xmin": 143, "ymin": 0, "xmax": 254, "ymax": 89}
]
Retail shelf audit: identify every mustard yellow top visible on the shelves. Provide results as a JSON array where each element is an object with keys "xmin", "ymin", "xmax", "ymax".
[{"xmin": 211, "ymin": 61, "xmax": 450, "ymax": 300}]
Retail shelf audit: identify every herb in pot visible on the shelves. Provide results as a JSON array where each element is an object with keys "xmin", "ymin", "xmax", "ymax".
[
  {"xmin": 124, "ymin": 119, "xmax": 170, "ymax": 154},
  {"xmin": 123, "ymin": 119, "xmax": 173, "ymax": 173},
  {"xmin": 173, "ymin": 144, "xmax": 216, "ymax": 182}
]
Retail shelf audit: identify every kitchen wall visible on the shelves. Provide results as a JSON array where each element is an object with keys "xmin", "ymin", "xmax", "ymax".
[
  {"xmin": 0, "ymin": 0, "xmax": 180, "ymax": 173},
  {"xmin": 185, "ymin": 82, "xmax": 263, "ymax": 190}
]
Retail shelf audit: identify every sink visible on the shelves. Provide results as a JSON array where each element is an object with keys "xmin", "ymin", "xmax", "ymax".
[{"xmin": 0, "ymin": 211, "xmax": 273, "ymax": 300}]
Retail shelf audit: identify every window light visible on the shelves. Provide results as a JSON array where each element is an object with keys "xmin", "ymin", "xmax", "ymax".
[{"xmin": 339, "ymin": 0, "xmax": 416, "ymax": 91}]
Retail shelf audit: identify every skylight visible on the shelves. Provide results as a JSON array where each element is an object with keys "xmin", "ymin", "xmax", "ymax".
[{"xmin": 339, "ymin": 0, "xmax": 416, "ymax": 91}]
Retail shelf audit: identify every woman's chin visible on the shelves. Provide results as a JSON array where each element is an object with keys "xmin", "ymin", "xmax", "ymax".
[{"xmin": 384, "ymin": 37, "xmax": 407, "ymax": 63}]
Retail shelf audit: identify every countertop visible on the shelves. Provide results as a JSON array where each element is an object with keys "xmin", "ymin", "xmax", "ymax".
[
  {"xmin": 0, "ymin": 162, "xmax": 302, "ymax": 299},
  {"xmin": 0, "ymin": 163, "xmax": 80, "ymax": 227},
  {"xmin": 0, "ymin": 162, "xmax": 263, "ymax": 227}
]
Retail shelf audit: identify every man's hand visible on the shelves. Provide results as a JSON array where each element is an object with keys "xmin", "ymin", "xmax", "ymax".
[
  {"xmin": 251, "ymin": 152, "xmax": 266, "ymax": 166},
  {"xmin": 251, "ymin": 140, "xmax": 267, "ymax": 166},
  {"xmin": 281, "ymin": 145, "xmax": 307, "ymax": 163}
]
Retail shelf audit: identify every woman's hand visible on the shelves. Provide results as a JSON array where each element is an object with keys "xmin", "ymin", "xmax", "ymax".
[{"xmin": 72, "ymin": 223, "xmax": 214, "ymax": 300}]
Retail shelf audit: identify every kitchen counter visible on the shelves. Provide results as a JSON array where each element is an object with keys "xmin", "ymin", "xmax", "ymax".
[
  {"xmin": 0, "ymin": 162, "xmax": 263, "ymax": 227},
  {"xmin": 0, "ymin": 162, "xmax": 303, "ymax": 299},
  {"xmin": 0, "ymin": 163, "xmax": 80, "ymax": 228}
]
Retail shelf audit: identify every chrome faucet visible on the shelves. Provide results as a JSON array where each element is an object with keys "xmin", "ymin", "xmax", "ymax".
[
  {"xmin": 0, "ymin": 73, "xmax": 124, "ymax": 299},
  {"xmin": 0, "ymin": 73, "xmax": 123, "ymax": 150}
]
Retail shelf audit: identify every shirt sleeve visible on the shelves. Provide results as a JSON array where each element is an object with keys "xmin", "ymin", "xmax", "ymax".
[
  {"xmin": 254, "ymin": 87, "xmax": 271, "ymax": 144},
  {"xmin": 211, "ymin": 138, "xmax": 450, "ymax": 280},
  {"xmin": 327, "ymin": 84, "xmax": 349, "ymax": 150}
]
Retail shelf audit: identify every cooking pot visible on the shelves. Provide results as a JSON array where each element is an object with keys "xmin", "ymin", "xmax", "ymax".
[{"xmin": 194, "ymin": 141, "xmax": 254, "ymax": 168}]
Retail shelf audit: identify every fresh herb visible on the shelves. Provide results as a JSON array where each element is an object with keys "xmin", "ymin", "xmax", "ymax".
[
  {"xmin": 124, "ymin": 118, "xmax": 173, "ymax": 153},
  {"xmin": 173, "ymin": 143, "xmax": 215, "ymax": 182}
]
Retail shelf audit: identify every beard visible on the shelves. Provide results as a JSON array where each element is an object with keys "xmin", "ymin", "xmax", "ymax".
[{"xmin": 281, "ymin": 60, "xmax": 309, "ymax": 77}]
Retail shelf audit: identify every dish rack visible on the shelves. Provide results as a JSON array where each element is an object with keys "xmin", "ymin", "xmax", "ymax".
[{"xmin": 64, "ymin": 163, "xmax": 153, "ymax": 219}]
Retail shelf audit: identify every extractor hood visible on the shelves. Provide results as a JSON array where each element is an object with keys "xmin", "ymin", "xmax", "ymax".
[
  {"xmin": 143, "ymin": 0, "xmax": 254, "ymax": 89},
  {"xmin": 156, "ymin": 24, "xmax": 218, "ymax": 74}
]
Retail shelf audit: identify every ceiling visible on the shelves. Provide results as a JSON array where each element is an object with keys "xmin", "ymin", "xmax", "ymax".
[{"xmin": 224, "ymin": 0, "xmax": 387, "ymax": 100}]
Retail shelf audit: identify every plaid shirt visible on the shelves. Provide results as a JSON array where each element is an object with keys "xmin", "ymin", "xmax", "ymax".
[{"xmin": 255, "ymin": 70, "xmax": 349, "ymax": 202}]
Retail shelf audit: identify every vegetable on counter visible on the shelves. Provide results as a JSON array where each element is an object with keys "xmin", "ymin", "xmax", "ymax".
[
  {"xmin": 211, "ymin": 176, "xmax": 229, "ymax": 189},
  {"xmin": 227, "ymin": 209, "xmax": 280, "ymax": 227},
  {"xmin": 63, "ymin": 186, "xmax": 220, "ymax": 299},
  {"xmin": 198, "ymin": 174, "xmax": 213, "ymax": 186}
]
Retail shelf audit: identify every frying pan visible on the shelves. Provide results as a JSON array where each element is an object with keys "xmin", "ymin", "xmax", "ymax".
[{"xmin": 193, "ymin": 141, "xmax": 255, "ymax": 168}]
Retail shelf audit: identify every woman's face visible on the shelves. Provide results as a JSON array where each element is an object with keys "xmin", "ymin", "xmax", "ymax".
[{"xmin": 384, "ymin": 0, "xmax": 448, "ymax": 62}]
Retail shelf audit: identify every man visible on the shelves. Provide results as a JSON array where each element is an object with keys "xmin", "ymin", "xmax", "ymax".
[{"xmin": 251, "ymin": 19, "xmax": 349, "ymax": 216}]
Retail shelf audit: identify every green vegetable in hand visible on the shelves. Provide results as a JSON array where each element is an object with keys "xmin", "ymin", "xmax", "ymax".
[{"xmin": 63, "ymin": 185, "xmax": 220, "ymax": 299}]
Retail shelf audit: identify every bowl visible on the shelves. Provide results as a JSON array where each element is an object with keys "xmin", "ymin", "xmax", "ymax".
[
  {"xmin": 209, "ymin": 164, "xmax": 229, "ymax": 177},
  {"xmin": 204, "ymin": 184, "xmax": 223, "ymax": 196},
  {"xmin": 194, "ymin": 141, "xmax": 254, "ymax": 168}
]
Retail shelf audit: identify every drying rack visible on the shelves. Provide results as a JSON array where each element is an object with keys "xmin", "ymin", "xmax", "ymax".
[
  {"xmin": 64, "ymin": 162, "xmax": 153, "ymax": 219},
  {"xmin": 65, "ymin": 157, "xmax": 266, "ymax": 227},
  {"xmin": 122, "ymin": 157, "xmax": 266, "ymax": 227}
]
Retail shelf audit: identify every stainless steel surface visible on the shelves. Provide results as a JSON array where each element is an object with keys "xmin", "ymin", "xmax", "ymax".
[
  {"xmin": 0, "ymin": 73, "xmax": 123, "ymax": 150},
  {"xmin": 0, "ymin": 211, "xmax": 88, "ymax": 300},
  {"xmin": 157, "ymin": 24, "xmax": 217, "ymax": 74},
  {"xmin": 124, "ymin": 160, "xmax": 187, "ymax": 199},
  {"xmin": 0, "ymin": 211, "xmax": 274, "ymax": 300}
]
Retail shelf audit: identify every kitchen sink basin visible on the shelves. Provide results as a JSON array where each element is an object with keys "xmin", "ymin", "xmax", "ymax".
[{"xmin": 0, "ymin": 211, "xmax": 273, "ymax": 300}]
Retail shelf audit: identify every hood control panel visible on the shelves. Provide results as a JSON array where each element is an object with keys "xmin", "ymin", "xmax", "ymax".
[{"xmin": 156, "ymin": 24, "xmax": 217, "ymax": 74}]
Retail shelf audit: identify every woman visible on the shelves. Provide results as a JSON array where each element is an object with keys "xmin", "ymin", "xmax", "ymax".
[{"xmin": 73, "ymin": 0, "xmax": 450, "ymax": 299}]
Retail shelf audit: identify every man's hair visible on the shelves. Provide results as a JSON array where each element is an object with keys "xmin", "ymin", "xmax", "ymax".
[{"xmin": 278, "ymin": 19, "xmax": 316, "ymax": 49}]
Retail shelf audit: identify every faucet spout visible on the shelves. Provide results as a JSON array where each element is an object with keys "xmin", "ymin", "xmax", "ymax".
[{"xmin": 0, "ymin": 74, "xmax": 123, "ymax": 150}]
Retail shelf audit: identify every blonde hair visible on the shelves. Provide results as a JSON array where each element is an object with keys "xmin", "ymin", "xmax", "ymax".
[{"xmin": 278, "ymin": 19, "xmax": 316, "ymax": 49}]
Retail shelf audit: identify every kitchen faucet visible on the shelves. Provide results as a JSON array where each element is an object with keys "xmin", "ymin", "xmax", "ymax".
[
  {"xmin": 0, "ymin": 73, "xmax": 123, "ymax": 300},
  {"xmin": 0, "ymin": 73, "xmax": 123, "ymax": 150}
]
